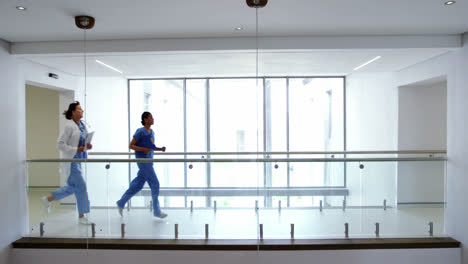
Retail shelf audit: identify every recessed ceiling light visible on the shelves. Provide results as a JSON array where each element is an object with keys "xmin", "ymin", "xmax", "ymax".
[
  {"xmin": 353, "ymin": 56, "xmax": 381, "ymax": 71},
  {"xmin": 235, "ymin": 27, "xmax": 244, "ymax": 31},
  {"xmin": 445, "ymin": 1, "xmax": 456, "ymax": 5},
  {"xmin": 95, "ymin": 59, "xmax": 123, "ymax": 74},
  {"xmin": 16, "ymin": 6, "xmax": 27, "ymax": 11}
]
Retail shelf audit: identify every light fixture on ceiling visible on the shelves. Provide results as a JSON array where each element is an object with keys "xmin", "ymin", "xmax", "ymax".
[
  {"xmin": 444, "ymin": 1, "xmax": 456, "ymax": 5},
  {"xmin": 353, "ymin": 56, "xmax": 381, "ymax": 71},
  {"xmin": 246, "ymin": 0, "xmax": 268, "ymax": 8},
  {"xmin": 16, "ymin": 6, "xmax": 27, "ymax": 11},
  {"xmin": 96, "ymin": 59, "xmax": 123, "ymax": 74},
  {"xmin": 235, "ymin": 27, "xmax": 244, "ymax": 31},
  {"xmin": 74, "ymin": 15, "xmax": 95, "ymax": 121},
  {"xmin": 75, "ymin": 16, "xmax": 95, "ymax": 30}
]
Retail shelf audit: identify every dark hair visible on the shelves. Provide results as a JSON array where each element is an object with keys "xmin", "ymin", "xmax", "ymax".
[
  {"xmin": 63, "ymin": 101, "xmax": 80, "ymax": 120},
  {"xmin": 141, "ymin": 111, "xmax": 151, "ymax": 125}
]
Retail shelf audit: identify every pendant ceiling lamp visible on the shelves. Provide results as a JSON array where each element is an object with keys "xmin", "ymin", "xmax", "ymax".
[
  {"xmin": 246, "ymin": 0, "xmax": 268, "ymax": 8},
  {"xmin": 74, "ymin": 15, "xmax": 95, "ymax": 121}
]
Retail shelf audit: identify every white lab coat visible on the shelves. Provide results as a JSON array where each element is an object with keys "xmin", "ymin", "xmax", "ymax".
[
  {"xmin": 57, "ymin": 120, "xmax": 91, "ymax": 187},
  {"xmin": 57, "ymin": 120, "xmax": 89, "ymax": 203},
  {"xmin": 57, "ymin": 119, "xmax": 91, "ymax": 159}
]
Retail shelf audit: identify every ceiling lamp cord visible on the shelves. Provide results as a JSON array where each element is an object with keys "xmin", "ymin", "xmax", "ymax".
[
  {"xmin": 246, "ymin": 0, "xmax": 268, "ymax": 249},
  {"xmin": 74, "ymin": 15, "xmax": 95, "ymax": 123}
]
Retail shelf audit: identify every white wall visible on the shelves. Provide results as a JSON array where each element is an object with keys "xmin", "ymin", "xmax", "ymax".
[
  {"xmin": 21, "ymin": 60, "xmax": 81, "ymax": 97},
  {"xmin": 396, "ymin": 39, "xmax": 468, "ymax": 262},
  {"xmin": 396, "ymin": 51, "xmax": 454, "ymax": 87},
  {"xmin": 0, "ymin": 40, "xmax": 26, "ymax": 264},
  {"xmin": 10, "ymin": 248, "xmax": 461, "ymax": 264},
  {"xmin": 446, "ymin": 33, "xmax": 468, "ymax": 263},
  {"xmin": 397, "ymin": 81, "xmax": 447, "ymax": 204},
  {"xmin": 345, "ymin": 72, "xmax": 398, "ymax": 206},
  {"xmin": 346, "ymin": 73, "xmax": 398, "ymax": 151},
  {"xmin": 398, "ymin": 81, "xmax": 447, "ymax": 150},
  {"xmin": 0, "ymin": 43, "xmax": 83, "ymax": 264}
]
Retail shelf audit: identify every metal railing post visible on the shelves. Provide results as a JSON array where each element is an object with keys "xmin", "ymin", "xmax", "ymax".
[
  {"xmin": 290, "ymin": 224, "xmax": 294, "ymax": 240},
  {"xmin": 259, "ymin": 224, "xmax": 263, "ymax": 240},
  {"xmin": 344, "ymin": 223, "xmax": 349, "ymax": 238},
  {"xmin": 40, "ymin": 222, "xmax": 45, "ymax": 237},
  {"xmin": 91, "ymin": 223, "xmax": 96, "ymax": 238}
]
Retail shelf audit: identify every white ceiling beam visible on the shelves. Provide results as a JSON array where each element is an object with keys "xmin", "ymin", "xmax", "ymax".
[{"xmin": 11, "ymin": 35, "xmax": 462, "ymax": 56}]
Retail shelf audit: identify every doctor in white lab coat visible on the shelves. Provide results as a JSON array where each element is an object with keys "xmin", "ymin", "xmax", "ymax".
[{"xmin": 41, "ymin": 101, "xmax": 94, "ymax": 225}]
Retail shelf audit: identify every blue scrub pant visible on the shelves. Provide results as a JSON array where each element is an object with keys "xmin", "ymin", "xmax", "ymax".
[
  {"xmin": 51, "ymin": 162, "xmax": 90, "ymax": 215},
  {"xmin": 117, "ymin": 163, "xmax": 161, "ymax": 216}
]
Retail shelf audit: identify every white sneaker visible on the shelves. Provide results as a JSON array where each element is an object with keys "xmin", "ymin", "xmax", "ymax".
[
  {"xmin": 78, "ymin": 217, "xmax": 94, "ymax": 225},
  {"xmin": 154, "ymin": 212, "xmax": 167, "ymax": 219},
  {"xmin": 41, "ymin": 196, "xmax": 51, "ymax": 214}
]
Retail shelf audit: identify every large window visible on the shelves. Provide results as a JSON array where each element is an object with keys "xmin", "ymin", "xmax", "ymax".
[
  {"xmin": 128, "ymin": 77, "xmax": 344, "ymax": 208},
  {"xmin": 209, "ymin": 79, "xmax": 263, "ymax": 188},
  {"xmin": 129, "ymin": 80, "xmax": 185, "ymax": 206},
  {"xmin": 289, "ymin": 78, "xmax": 345, "ymax": 187},
  {"xmin": 186, "ymin": 79, "xmax": 207, "ymax": 188}
]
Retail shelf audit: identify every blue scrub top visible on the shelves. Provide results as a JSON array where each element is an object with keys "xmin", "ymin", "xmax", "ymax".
[
  {"xmin": 134, "ymin": 127, "xmax": 155, "ymax": 159},
  {"xmin": 74, "ymin": 121, "xmax": 88, "ymax": 159}
]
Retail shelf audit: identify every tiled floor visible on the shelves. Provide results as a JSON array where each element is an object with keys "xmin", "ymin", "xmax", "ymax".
[{"xmin": 28, "ymin": 188, "xmax": 445, "ymax": 239}]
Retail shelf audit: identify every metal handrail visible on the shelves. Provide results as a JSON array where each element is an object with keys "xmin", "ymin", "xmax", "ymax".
[
  {"xmin": 26, "ymin": 157, "xmax": 446, "ymax": 163},
  {"xmin": 87, "ymin": 150, "xmax": 446, "ymax": 156}
]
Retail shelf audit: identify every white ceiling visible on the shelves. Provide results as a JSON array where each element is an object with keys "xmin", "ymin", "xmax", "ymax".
[
  {"xmin": 2, "ymin": 0, "xmax": 464, "ymax": 77},
  {"xmin": 1, "ymin": 0, "xmax": 467, "ymax": 42}
]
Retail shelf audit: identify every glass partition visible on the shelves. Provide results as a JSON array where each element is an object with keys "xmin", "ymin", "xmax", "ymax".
[
  {"xmin": 27, "ymin": 162, "xmax": 92, "ymax": 239},
  {"xmin": 26, "ymin": 153, "xmax": 446, "ymax": 239}
]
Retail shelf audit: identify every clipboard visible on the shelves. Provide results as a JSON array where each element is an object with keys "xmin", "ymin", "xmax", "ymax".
[{"xmin": 84, "ymin": 131, "xmax": 94, "ymax": 151}]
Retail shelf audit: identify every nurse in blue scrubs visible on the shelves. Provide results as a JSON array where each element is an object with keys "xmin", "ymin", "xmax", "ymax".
[{"xmin": 116, "ymin": 112, "xmax": 167, "ymax": 218}]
